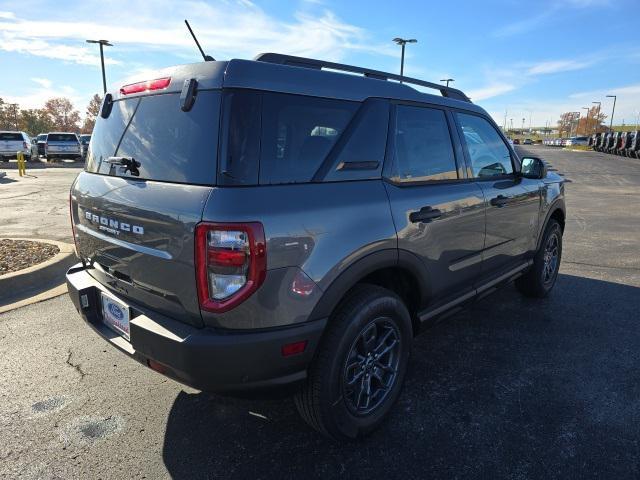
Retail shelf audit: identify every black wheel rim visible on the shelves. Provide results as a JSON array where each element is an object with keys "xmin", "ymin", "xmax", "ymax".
[
  {"xmin": 342, "ymin": 317, "xmax": 401, "ymax": 416},
  {"xmin": 542, "ymin": 232, "xmax": 559, "ymax": 285}
]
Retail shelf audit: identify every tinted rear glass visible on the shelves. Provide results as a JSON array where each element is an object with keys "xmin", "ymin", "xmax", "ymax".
[
  {"xmin": 0, "ymin": 133, "xmax": 22, "ymax": 141},
  {"xmin": 37, "ymin": 134, "xmax": 47, "ymax": 141},
  {"xmin": 86, "ymin": 91, "xmax": 221, "ymax": 185},
  {"xmin": 219, "ymin": 90, "xmax": 358, "ymax": 185},
  {"xmin": 48, "ymin": 134, "xmax": 78, "ymax": 142}
]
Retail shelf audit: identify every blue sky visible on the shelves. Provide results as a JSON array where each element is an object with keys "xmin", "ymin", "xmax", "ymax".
[{"xmin": 1, "ymin": 0, "xmax": 639, "ymax": 127}]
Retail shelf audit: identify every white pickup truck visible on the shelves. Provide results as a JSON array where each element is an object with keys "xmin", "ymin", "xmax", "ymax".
[
  {"xmin": 0, "ymin": 131, "xmax": 33, "ymax": 161},
  {"xmin": 45, "ymin": 132, "xmax": 82, "ymax": 161}
]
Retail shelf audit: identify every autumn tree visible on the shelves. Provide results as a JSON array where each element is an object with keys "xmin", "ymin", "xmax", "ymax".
[
  {"xmin": 576, "ymin": 106, "xmax": 607, "ymax": 136},
  {"xmin": 557, "ymin": 112, "xmax": 578, "ymax": 137},
  {"xmin": 19, "ymin": 109, "xmax": 54, "ymax": 136},
  {"xmin": 0, "ymin": 98, "xmax": 20, "ymax": 130},
  {"xmin": 43, "ymin": 97, "xmax": 81, "ymax": 131},
  {"xmin": 81, "ymin": 94, "xmax": 102, "ymax": 133}
]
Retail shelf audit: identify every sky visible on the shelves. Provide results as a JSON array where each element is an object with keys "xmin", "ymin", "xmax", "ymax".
[{"xmin": 1, "ymin": 0, "xmax": 639, "ymax": 128}]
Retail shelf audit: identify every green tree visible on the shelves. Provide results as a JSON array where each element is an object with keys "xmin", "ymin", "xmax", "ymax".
[{"xmin": 81, "ymin": 94, "xmax": 102, "ymax": 133}]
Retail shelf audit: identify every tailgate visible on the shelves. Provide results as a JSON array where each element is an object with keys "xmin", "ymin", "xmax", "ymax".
[
  {"xmin": 71, "ymin": 173, "xmax": 212, "ymax": 326},
  {"xmin": 72, "ymin": 83, "xmax": 222, "ymax": 327}
]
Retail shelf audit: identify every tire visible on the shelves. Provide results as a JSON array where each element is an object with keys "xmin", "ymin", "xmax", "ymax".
[
  {"xmin": 294, "ymin": 284, "xmax": 413, "ymax": 440},
  {"xmin": 516, "ymin": 219, "xmax": 562, "ymax": 298}
]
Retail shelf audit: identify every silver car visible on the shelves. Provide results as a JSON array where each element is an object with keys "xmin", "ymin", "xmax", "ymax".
[
  {"xmin": 0, "ymin": 131, "xmax": 32, "ymax": 161},
  {"xmin": 45, "ymin": 132, "xmax": 82, "ymax": 161}
]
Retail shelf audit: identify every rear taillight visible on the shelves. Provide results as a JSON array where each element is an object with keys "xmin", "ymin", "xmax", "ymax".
[
  {"xmin": 195, "ymin": 222, "xmax": 266, "ymax": 313},
  {"xmin": 23, "ymin": 141, "xmax": 28, "ymax": 150},
  {"xmin": 120, "ymin": 77, "xmax": 171, "ymax": 95}
]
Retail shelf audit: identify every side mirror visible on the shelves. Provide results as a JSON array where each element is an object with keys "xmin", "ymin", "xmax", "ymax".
[{"xmin": 520, "ymin": 156, "xmax": 547, "ymax": 179}]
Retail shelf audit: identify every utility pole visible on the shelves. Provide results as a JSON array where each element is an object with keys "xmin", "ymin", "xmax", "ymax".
[
  {"xmin": 86, "ymin": 39, "xmax": 113, "ymax": 94},
  {"xmin": 393, "ymin": 38, "xmax": 417, "ymax": 82},
  {"xmin": 510, "ymin": 118, "xmax": 513, "ymax": 131},
  {"xmin": 503, "ymin": 109, "xmax": 508, "ymax": 132},
  {"xmin": 582, "ymin": 107, "xmax": 590, "ymax": 136},
  {"xmin": 606, "ymin": 95, "xmax": 617, "ymax": 132}
]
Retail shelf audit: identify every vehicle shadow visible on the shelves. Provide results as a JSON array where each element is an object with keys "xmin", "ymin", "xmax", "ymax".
[{"xmin": 162, "ymin": 273, "xmax": 640, "ymax": 480}]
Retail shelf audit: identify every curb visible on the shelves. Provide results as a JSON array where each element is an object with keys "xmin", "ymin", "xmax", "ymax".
[{"xmin": 0, "ymin": 238, "xmax": 76, "ymax": 309}]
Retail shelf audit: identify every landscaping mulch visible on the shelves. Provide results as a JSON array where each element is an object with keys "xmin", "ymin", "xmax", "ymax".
[{"xmin": 0, "ymin": 239, "xmax": 59, "ymax": 275}]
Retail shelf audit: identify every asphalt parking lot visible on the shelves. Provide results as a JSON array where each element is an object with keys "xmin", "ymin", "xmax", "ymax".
[{"xmin": 1, "ymin": 147, "xmax": 639, "ymax": 479}]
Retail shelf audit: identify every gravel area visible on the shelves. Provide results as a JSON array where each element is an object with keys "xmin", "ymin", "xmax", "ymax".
[{"xmin": 0, "ymin": 239, "xmax": 60, "ymax": 275}]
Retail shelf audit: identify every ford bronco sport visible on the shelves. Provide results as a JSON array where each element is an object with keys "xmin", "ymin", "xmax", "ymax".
[{"xmin": 66, "ymin": 53, "xmax": 566, "ymax": 439}]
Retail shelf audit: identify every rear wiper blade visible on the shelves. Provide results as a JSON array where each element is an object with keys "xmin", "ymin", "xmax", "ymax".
[{"xmin": 106, "ymin": 156, "xmax": 140, "ymax": 176}]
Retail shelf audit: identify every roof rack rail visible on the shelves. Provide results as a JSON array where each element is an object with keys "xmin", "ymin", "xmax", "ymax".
[{"xmin": 254, "ymin": 53, "xmax": 471, "ymax": 103}]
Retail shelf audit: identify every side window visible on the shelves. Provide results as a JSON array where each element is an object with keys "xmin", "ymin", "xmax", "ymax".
[
  {"xmin": 391, "ymin": 105, "xmax": 457, "ymax": 182},
  {"xmin": 457, "ymin": 113, "xmax": 513, "ymax": 178},
  {"xmin": 323, "ymin": 99, "xmax": 389, "ymax": 182},
  {"xmin": 259, "ymin": 93, "xmax": 358, "ymax": 184}
]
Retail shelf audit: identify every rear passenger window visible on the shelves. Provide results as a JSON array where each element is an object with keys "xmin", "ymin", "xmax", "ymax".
[
  {"xmin": 390, "ymin": 105, "xmax": 457, "ymax": 182},
  {"xmin": 259, "ymin": 93, "xmax": 358, "ymax": 184},
  {"xmin": 457, "ymin": 113, "xmax": 513, "ymax": 178}
]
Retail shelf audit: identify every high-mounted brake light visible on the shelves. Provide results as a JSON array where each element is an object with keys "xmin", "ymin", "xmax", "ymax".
[
  {"xmin": 195, "ymin": 222, "xmax": 266, "ymax": 313},
  {"xmin": 120, "ymin": 77, "xmax": 171, "ymax": 95}
]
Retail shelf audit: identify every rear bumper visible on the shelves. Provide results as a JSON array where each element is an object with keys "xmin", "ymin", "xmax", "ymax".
[{"xmin": 66, "ymin": 263, "xmax": 326, "ymax": 393}]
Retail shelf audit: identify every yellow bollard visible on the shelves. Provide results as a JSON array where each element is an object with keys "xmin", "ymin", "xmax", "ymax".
[{"xmin": 16, "ymin": 151, "xmax": 26, "ymax": 177}]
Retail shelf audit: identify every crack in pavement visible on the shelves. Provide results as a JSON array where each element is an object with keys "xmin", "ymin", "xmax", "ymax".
[{"xmin": 65, "ymin": 349, "xmax": 87, "ymax": 379}]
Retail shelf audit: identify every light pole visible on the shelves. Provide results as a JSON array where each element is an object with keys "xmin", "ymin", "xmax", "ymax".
[
  {"xmin": 440, "ymin": 78, "xmax": 454, "ymax": 87},
  {"xmin": 606, "ymin": 95, "xmax": 617, "ymax": 132},
  {"xmin": 592, "ymin": 101, "xmax": 601, "ymax": 134},
  {"xmin": 582, "ymin": 107, "xmax": 590, "ymax": 136},
  {"xmin": 392, "ymin": 38, "xmax": 417, "ymax": 82},
  {"xmin": 86, "ymin": 39, "xmax": 113, "ymax": 94}
]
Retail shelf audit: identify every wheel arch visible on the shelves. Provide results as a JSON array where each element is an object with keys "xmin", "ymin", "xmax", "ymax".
[
  {"xmin": 537, "ymin": 199, "xmax": 566, "ymax": 250},
  {"xmin": 308, "ymin": 249, "xmax": 430, "ymax": 335}
]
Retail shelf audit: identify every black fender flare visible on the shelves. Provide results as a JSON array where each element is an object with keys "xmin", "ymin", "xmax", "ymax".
[
  {"xmin": 536, "ymin": 198, "xmax": 566, "ymax": 251},
  {"xmin": 308, "ymin": 248, "xmax": 430, "ymax": 321}
]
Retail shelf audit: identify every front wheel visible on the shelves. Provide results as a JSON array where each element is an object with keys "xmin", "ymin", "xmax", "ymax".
[
  {"xmin": 295, "ymin": 285, "xmax": 412, "ymax": 440},
  {"xmin": 516, "ymin": 219, "xmax": 562, "ymax": 298}
]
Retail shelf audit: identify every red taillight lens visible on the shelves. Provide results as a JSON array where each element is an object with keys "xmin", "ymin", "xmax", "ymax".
[
  {"xmin": 195, "ymin": 222, "xmax": 266, "ymax": 313},
  {"xmin": 120, "ymin": 77, "xmax": 171, "ymax": 95},
  {"xmin": 281, "ymin": 340, "xmax": 308, "ymax": 357}
]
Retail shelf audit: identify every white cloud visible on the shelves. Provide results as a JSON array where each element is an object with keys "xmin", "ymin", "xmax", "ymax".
[
  {"xmin": 0, "ymin": 2, "xmax": 392, "ymax": 68},
  {"xmin": 0, "ymin": 11, "xmax": 14, "ymax": 19},
  {"xmin": 467, "ymin": 83, "xmax": 517, "ymax": 101},
  {"xmin": 526, "ymin": 59, "xmax": 594, "ymax": 75},
  {"xmin": 31, "ymin": 77, "xmax": 52, "ymax": 89}
]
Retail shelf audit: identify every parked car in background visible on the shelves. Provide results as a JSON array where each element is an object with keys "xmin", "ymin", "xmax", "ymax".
[
  {"xmin": 523, "ymin": 138, "xmax": 533, "ymax": 145},
  {"xmin": 507, "ymin": 137, "xmax": 514, "ymax": 146},
  {"xmin": 629, "ymin": 131, "xmax": 639, "ymax": 158},
  {"xmin": 79, "ymin": 134, "xmax": 91, "ymax": 159},
  {"xmin": 0, "ymin": 131, "xmax": 32, "ymax": 161},
  {"xmin": 565, "ymin": 136, "xmax": 589, "ymax": 146},
  {"xmin": 513, "ymin": 138, "xmax": 520, "ymax": 145},
  {"xmin": 36, "ymin": 133, "xmax": 47, "ymax": 157},
  {"xmin": 45, "ymin": 132, "xmax": 81, "ymax": 161}
]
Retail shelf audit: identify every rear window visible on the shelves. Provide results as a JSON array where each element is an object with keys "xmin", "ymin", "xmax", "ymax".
[
  {"xmin": 0, "ymin": 133, "xmax": 22, "ymax": 141},
  {"xmin": 37, "ymin": 134, "xmax": 47, "ymax": 141},
  {"xmin": 86, "ymin": 91, "xmax": 221, "ymax": 185},
  {"xmin": 219, "ymin": 90, "xmax": 359, "ymax": 185},
  {"xmin": 48, "ymin": 133, "xmax": 78, "ymax": 142}
]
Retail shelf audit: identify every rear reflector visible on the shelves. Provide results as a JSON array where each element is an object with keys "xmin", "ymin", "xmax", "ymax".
[
  {"xmin": 281, "ymin": 341, "xmax": 307, "ymax": 357},
  {"xmin": 120, "ymin": 77, "xmax": 171, "ymax": 95}
]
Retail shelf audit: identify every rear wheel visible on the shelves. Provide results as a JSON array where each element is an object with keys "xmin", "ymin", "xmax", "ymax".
[
  {"xmin": 516, "ymin": 219, "xmax": 562, "ymax": 298},
  {"xmin": 294, "ymin": 285, "xmax": 412, "ymax": 440}
]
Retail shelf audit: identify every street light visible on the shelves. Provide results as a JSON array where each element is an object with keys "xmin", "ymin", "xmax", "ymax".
[
  {"xmin": 606, "ymin": 95, "xmax": 617, "ymax": 132},
  {"xmin": 440, "ymin": 78, "xmax": 454, "ymax": 87},
  {"xmin": 392, "ymin": 37, "xmax": 417, "ymax": 82},
  {"xmin": 592, "ymin": 101, "xmax": 601, "ymax": 134},
  {"xmin": 582, "ymin": 107, "xmax": 590, "ymax": 136},
  {"xmin": 86, "ymin": 39, "xmax": 113, "ymax": 94}
]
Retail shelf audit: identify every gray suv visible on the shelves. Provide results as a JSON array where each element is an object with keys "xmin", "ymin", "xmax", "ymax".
[{"xmin": 66, "ymin": 54, "xmax": 566, "ymax": 439}]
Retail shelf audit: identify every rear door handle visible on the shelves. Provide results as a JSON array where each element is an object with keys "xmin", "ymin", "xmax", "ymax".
[
  {"xmin": 490, "ymin": 195, "xmax": 511, "ymax": 207},
  {"xmin": 410, "ymin": 206, "xmax": 442, "ymax": 223}
]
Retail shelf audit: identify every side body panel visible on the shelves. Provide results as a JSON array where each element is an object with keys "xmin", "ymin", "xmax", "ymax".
[{"xmin": 200, "ymin": 180, "xmax": 397, "ymax": 329}]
